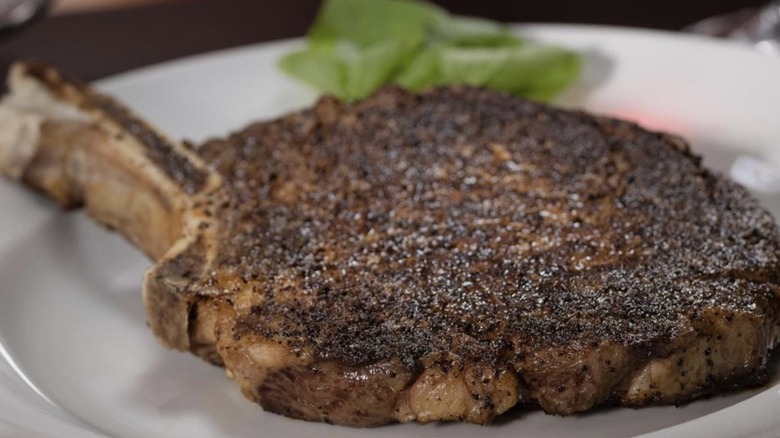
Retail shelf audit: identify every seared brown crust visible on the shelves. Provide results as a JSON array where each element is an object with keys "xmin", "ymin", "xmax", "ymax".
[
  {"xmin": 199, "ymin": 86, "xmax": 780, "ymax": 368},
  {"xmin": 189, "ymin": 86, "xmax": 780, "ymax": 422}
]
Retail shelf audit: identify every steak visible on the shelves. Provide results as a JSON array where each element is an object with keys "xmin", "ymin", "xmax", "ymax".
[{"xmin": 1, "ymin": 62, "xmax": 780, "ymax": 427}]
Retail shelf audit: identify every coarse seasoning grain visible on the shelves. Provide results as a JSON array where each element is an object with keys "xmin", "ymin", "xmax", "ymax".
[{"xmin": 196, "ymin": 86, "xmax": 780, "ymax": 369}]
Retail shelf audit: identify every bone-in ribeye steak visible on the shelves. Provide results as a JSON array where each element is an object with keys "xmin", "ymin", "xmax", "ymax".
[{"xmin": 1, "ymin": 63, "xmax": 779, "ymax": 426}]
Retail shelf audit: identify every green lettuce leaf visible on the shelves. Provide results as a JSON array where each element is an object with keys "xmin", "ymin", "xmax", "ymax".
[
  {"xmin": 279, "ymin": 0, "xmax": 582, "ymax": 101},
  {"xmin": 309, "ymin": 0, "xmax": 443, "ymax": 46},
  {"xmin": 430, "ymin": 15, "xmax": 520, "ymax": 47},
  {"xmin": 438, "ymin": 45, "xmax": 582, "ymax": 100},
  {"xmin": 280, "ymin": 38, "xmax": 422, "ymax": 101},
  {"xmin": 393, "ymin": 45, "xmax": 443, "ymax": 89}
]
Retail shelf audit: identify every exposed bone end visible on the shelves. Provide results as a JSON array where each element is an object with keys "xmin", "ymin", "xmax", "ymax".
[
  {"xmin": 0, "ymin": 61, "xmax": 225, "ymax": 357},
  {"xmin": 0, "ymin": 107, "xmax": 42, "ymax": 180},
  {"xmin": 0, "ymin": 61, "xmax": 193, "ymax": 248},
  {"xmin": 0, "ymin": 63, "xmax": 90, "ymax": 182}
]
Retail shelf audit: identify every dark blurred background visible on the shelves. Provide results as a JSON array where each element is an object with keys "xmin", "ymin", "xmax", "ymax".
[{"xmin": 0, "ymin": 0, "xmax": 767, "ymax": 81}]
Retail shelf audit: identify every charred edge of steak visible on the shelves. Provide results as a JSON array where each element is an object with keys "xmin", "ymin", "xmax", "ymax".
[
  {"xmin": 21, "ymin": 61, "xmax": 208, "ymax": 195},
  {"xmin": 514, "ymin": 367, "xmax": 770, "ymax": 412},
  {"xmin": 257, "ymin": 360, "xmax": 414, "ymax": 426},
  {"xmin": 628, "ymin": 366, "xmax": 769, "ymax": 409}
]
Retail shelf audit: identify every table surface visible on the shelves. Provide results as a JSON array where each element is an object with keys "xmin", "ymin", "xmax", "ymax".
[{"xmin": 0, "ymin": 0, "xmax": 767, "ymax": 81}]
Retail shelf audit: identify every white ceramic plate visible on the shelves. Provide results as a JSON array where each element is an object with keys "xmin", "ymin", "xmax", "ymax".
[{"xmin": 1, "ymin": 24, "xmax": 780, "ymax": 438}]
